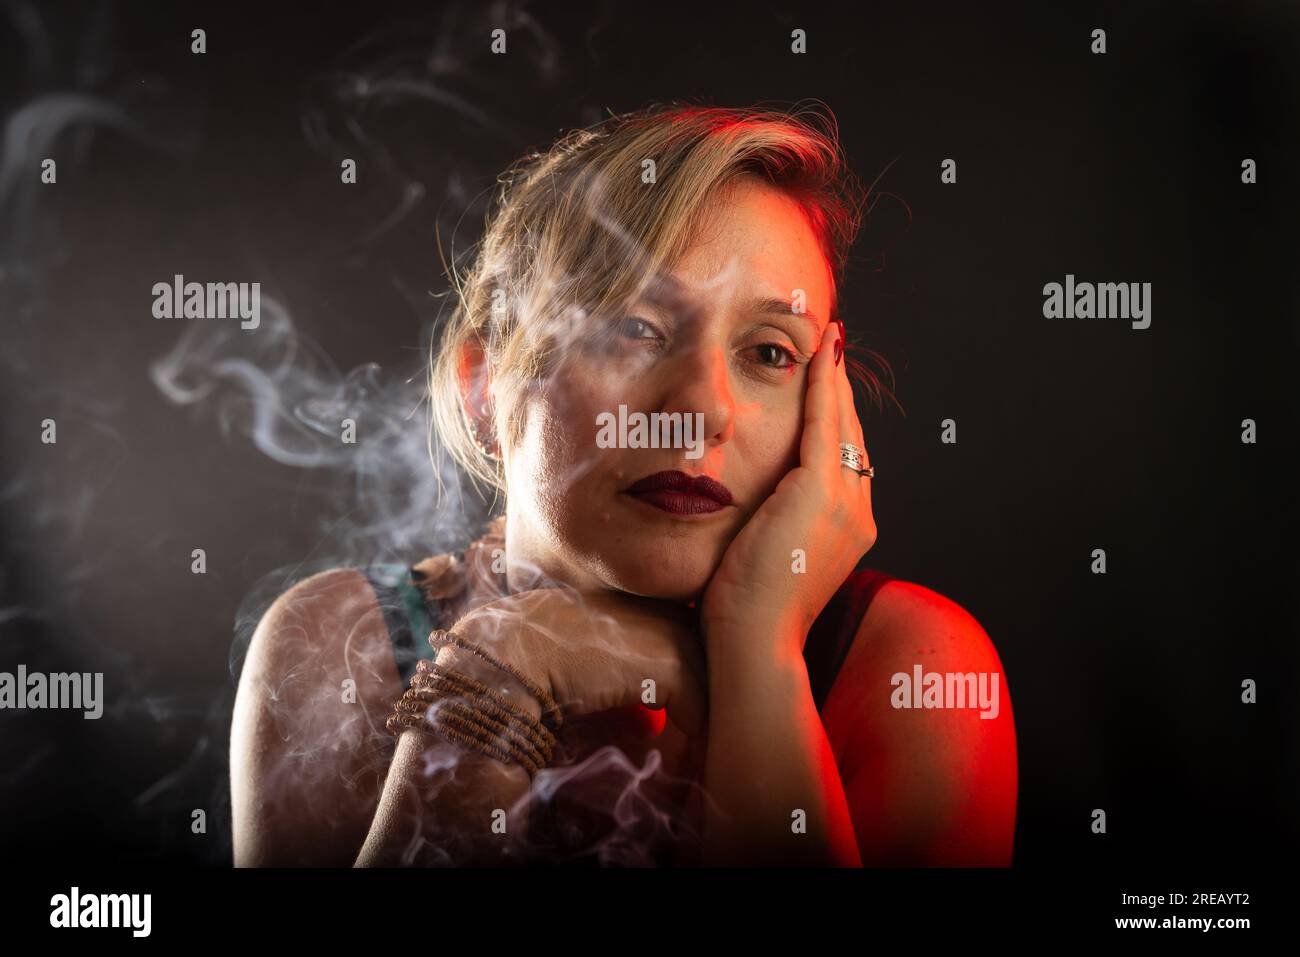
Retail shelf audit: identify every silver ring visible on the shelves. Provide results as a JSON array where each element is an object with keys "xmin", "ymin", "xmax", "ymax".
[{"xmin": 839, "ymin": 443, "xmax": 874, "ymax": 478}]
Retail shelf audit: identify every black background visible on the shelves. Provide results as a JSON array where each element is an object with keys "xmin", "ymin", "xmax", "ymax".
[{"xmin": 1, "ymin": 0, "xmax": 1296, "ymax": 890}]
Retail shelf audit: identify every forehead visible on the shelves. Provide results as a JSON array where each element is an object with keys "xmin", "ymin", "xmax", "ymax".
[{"xmin": 655, "ymin": 177, "xmax": 833, "ymax": 312}]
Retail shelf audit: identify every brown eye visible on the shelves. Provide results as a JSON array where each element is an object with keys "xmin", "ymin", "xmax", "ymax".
[{"xmin": 752, "ymin": 343, "xmax": 798, "ymax": 368}]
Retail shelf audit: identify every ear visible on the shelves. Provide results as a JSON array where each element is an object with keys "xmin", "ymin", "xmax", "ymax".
[{"xmin": 456, "ymin": 336, "xmax": 500, "ymax": 458}]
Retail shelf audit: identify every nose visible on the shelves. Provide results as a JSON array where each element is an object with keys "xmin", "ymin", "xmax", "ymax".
[{"xmin": 657, "ymin": 339, "xmax": 735, "ymax": 451}]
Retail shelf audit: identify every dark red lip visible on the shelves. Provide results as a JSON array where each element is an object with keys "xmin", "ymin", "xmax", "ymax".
[{"xmin": 622, "ymin": 470, "xmax": 734, "ymax": 515}]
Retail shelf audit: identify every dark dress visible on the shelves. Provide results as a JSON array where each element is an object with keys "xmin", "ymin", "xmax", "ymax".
[{"xmin": 362, "ymin": 556, "xmax": 896, "ymax": 866}]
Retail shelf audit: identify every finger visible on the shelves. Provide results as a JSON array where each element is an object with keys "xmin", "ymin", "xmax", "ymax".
[
  {"xmin": 799, "ymin": 320, "xmax": 842, "ymax": 475},
  {"xmin": 834, "ymin": 323, "xmax": 866, "ymax": 449},
  {"xmin": 833, "ymin": 325, "xmax": 871, "ymax": 494}
]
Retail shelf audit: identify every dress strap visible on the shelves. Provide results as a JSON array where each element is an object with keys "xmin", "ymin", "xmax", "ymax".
[
  {"xmin": 362, "ymin": 563, "xmax": 441, "ymax": 686},
  {"xmin": 802, "ymin": 566, "xmax": 896, "ymax": 712}
]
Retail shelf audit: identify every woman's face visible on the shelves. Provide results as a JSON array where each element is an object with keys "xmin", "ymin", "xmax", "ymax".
[{"xmin": 501, "ymin": 175, "xmax": 835, "ymax": 601}]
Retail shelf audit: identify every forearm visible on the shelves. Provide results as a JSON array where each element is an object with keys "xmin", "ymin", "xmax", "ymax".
[
  {"xmin": 354, "ymin": 645, "xmax": 537, "ymax": 866},
  {"xmin": 699, "ymin": 622, "xmax": 862, "ymax": 867},
  {"xmin": 354, "ymin": 733, "xmax": 531, "ymax": 866}
]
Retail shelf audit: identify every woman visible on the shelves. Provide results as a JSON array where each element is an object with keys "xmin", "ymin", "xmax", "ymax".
[{"xmin": 229, "ymin": 102, "xmax": 1018, "ymax": 867}]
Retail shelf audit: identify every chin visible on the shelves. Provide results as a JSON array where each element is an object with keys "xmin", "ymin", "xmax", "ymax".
[
  {"xmin": 552, "ymin": 496, "xmax": 735, "ymax": 601},
  {"xmin": 610, "ymin": 565, "xmax": 712, "ymax": 604},
  {"xmin": 596, "ymin": 528, "xmax": 724, "ymax": 603}
]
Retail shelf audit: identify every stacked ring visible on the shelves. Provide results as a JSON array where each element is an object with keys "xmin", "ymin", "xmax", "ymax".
[{"xmin": 839, "ymin": 442, "xmax": 875, "ymax": 479}]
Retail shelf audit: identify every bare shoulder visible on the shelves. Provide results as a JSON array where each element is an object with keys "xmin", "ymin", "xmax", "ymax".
[
  {"xmin": 230, "ymin": 566, "xmax": 404, "ymax": 866},
  {"xmin": 853, "ymin": 579, "xmax": 1004, "ymax": 669},
  {"xmin": 821, "ymin": 577, "xmax": 1018, "ymax": 866},
  {"xmin": 238, "ymin": 567, "xmax": 402, "ymax": 697}
]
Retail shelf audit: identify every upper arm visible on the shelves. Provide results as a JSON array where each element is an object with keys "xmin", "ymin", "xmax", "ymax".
[
  {"xmin": 820, "ymin": 581, "xmax": 1018, "ymax": 866},
  {"xmin": 230, "ymin": 567, "xmax": 404, "ymax": 866}
]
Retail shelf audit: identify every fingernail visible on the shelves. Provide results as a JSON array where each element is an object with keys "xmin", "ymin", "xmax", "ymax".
[{"xmin": 833, "ymin": 337, "xmax": 843, "ymax": 366}]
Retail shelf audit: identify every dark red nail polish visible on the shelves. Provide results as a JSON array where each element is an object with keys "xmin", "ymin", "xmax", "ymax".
[{"xmin": 833, "ymin": 337, "xmax": 843, "ymax": 366}]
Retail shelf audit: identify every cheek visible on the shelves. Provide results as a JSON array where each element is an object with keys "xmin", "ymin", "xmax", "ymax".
[
  {"xmin": 514, "ymin": 367, "xmax": 625, "ymax": 509},
  {"xmin": 737, "ymin": 392, "xmax": 805, "ymax": 491}
]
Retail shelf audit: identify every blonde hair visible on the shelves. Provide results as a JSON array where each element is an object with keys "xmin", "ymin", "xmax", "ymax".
[{"xmin": 430, "ymin": 100, "xmax": 876, "ymax": 498}]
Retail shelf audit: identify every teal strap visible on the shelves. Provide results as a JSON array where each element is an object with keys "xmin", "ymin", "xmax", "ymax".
[
  {"xmin": 400, "ymin": 575, "xmax": 437, "ymax": 648},
  {"xmin": 363, "ymin": 562, "xmax": 441, "ymax": 684}
]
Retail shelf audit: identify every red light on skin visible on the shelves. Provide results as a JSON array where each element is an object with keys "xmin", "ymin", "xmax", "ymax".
[{"xmin": 825, "ymin": 581, "xmax": 1020, "ymax": 866}]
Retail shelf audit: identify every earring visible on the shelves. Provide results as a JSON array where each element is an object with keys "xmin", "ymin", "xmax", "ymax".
[{"xmin": 472, "ymin": 424, "xmax": 499, "ymax": 458}]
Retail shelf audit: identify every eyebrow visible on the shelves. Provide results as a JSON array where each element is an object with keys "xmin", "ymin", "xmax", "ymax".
[
  {"xmin": 640, "ymin": 278, "xmax": 823, "ymax": 333},
  {"xmin": 747, "ymin": 295, "xmax": 822, "ymax": 333}
]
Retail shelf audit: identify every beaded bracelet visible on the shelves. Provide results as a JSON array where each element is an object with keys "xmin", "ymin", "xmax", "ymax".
[
  {"xmin": 385, "ymin": 662, "xmax": 556, "ymax": 777},
  {"xmin": 403, "ymin": 679, "xmax": 552, "ymax": 769},
  {"xmin": 388, "ymin": 689, "xmax": 542, "ymax": 775},
  {"xmin": 426, "ymin": 628, "xmax": 564, "ymax": 732},
  {"xmin": 411, "ymin": 664, "xmax": 556, "ymax": 762}
]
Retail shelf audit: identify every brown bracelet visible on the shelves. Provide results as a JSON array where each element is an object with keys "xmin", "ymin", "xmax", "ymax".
[
  {"xmin": 407, "ymin": 677, "xmax": 552, "ymax": 768},
  {"xmin": 427, "ymin": 628, "xmax": 564, "ymax": 732},
  {"xmin": 387, "ymin": 689, "xmax": 542, "ymax": 775},
  {"xmin": 413, "ymin": 663, "xmax": 555, "ymax": 757},
  {"xmin": 385, "ymin": 663, "xmax": 557, "ymax": 776},
  {"xmin": 412, "ymin": 658, "xmax": 556, "ymax": 754},
  {"xmin": 434, "ymin": 701, "xmax": 545, "ymax": 775},
  {"xmin": 411, "ymin": 668, "xmax": 555, "ymax": 763}
]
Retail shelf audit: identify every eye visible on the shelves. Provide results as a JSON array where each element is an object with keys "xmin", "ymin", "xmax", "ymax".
[
  {"xmin": 594, "ymin": 314, "xmax": 665, "ymax": 359},
  {"xmin": 617, "ymin": 316, "xmax": 661, "ymax": 340},
  {"xmin": 750, "ymin": 342, "xmax": 799, "ymax": 368}
]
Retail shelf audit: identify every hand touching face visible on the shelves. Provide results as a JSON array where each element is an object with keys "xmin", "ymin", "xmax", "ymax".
[{"xmin": 504, "ymin": 175, "xmax": 838, "ymax": 601}]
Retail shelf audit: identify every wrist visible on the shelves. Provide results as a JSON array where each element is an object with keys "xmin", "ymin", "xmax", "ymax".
[
  {"xmin": 432, "ymin": 644, "xmax": 544, "ymax": 723},
  {"xmin": 702, "ymin": 611, "xmax": 810, "ymax": 654},
  {"xmin": 702, "ymin": 622, "xmax": 811, "ymax": 690}
]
